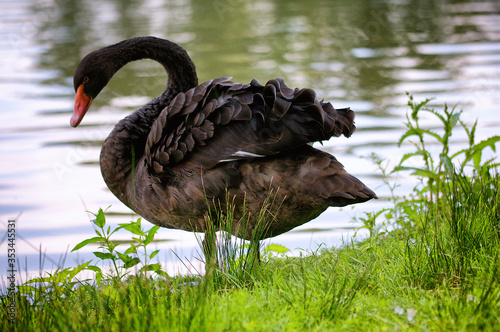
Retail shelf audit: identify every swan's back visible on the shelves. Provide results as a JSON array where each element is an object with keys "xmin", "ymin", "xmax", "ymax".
[{"xmin": 128, "ymin": 77, "xmax": 376, "ymax": 239}]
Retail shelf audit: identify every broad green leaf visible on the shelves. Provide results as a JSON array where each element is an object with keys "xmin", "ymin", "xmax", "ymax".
[
  {"xmin": 119, "ymin": 223, "xmax": 144, "ymax": 236},
  {"xmin": 144, "ymin": 226, "xmax": 160, "ymax": 245},
  {"xmin": 154, "ymin": 270, "xmax": 168, "ymax": 277},
  {"xmin": 418, "ymin": 129, "xmax": 443, "ymax": 143},
  {"xmin": 398, "ymin": 128, "xmax": 421, "ymax": 146},
  {"xmin": 393, "ymin": 166, "xmax": 435, "ymax": 179},
  {"xmin": 411, "ymin": 169, "xmax": 436, "ymax": 178},
  {"xmin": 72, "ymin": 236, "xmax": 102, "ymax": 252},
  {"xmin": 458, "ymin": 136, "xmax": 500, "ymax": 170},
  {"xmin": 17, "ymin": 285, "xmax": 37, "ymax": 294},
  {"xmin": 23, "ymin": 276, "xmax": 52, "ymax": 284},
  {"xmin": 93, "ymin": 251, "xmax": 115, "ymax": 260},
  {"xmin": 53, "ymin": 268, "xmax": 72, "ymax": 282},
  {"xmin": 473, "ymin": 150, "xmax": 482, "ymax": 170},
  {"xmin": 68, "ymin": 261, "xmax": 91, "ymax": 279},
  {"xmin": 117, "ymin": 252, "xmax": 132, "ymax": 263},
  {"xmin": 449, "ymin": 111, "xmax": 461, "ymax": 129},
  {"xmin": 423, "ymin": 108, "xmax": 446, "ymax": 124},
  {"xmin": 440, "ymin": 155, "xmax": 454, "ymax": 177},
  {"xmin": 94, "ymin": 208, "xmax": 106, "ymax": 228},
  {"xmin": 86, "ymin": 265, "xmax": 102, "ymax": 273},
  {"xmin": 472, "ymin": 136, "xmax": 500, "ymax": 152},
  {"xmin": 123, "ymin": 257, "xmax": 140, "ymax": 269},
  {"xmin": 263, "ymin": 244, "xmax": 290, "ymax": 254},
  {"xmin": 125, "ymin": 244, "xmax": 137, "ymax": 255},
  {"xmin": 397, "ymin": 152, "xmax": 423, "ymax": 167},
  {"xmin": 393, "ymin": 166, "xmax": 424, "ymax": 173},
  {"xmin": 140, "ymin": 263, "xmax": 162, "ymax": 272},
  {"xmin": 150, "ymin": 249, "xmax": 160, "ymax": 259}
]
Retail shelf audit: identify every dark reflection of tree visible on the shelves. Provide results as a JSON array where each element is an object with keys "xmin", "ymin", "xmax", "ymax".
[
  {"xmin": 403, "ymin": 0, "xmax": 446, "ymax": 73},
  {"xmin": 31, "ymin": 0, "xmax": 497, "ymax": 118},
  {"xmin": 340, "ymin": 0, "xmax": 446, "ymax": 114},
  {"xmin": 30, "ymin": 0, "xmax": 87, "ymax": 85},
  {"xmin": 32, "ymin": 0, "xmax": 191, "ymax": 107}
]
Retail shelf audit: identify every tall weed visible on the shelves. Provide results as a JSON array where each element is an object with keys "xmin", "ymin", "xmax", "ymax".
[{"xmin": 370, "ymin": 94, "xmax": 500, "ymax": 290}]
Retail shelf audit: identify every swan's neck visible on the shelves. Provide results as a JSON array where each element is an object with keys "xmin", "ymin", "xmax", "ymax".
[
  {"xmin": 106, "ymin": 37, "xmax": 198, "ymax": 97},
  {"xmin": 98, "ymin": 37, "xmax": 198, "ymax": 209}
]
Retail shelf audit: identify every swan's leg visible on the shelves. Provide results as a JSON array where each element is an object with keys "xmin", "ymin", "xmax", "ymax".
[
  {"xmin": 203, "ymin": 230, "xmax": 216, "ymax": 276},
  {"xmin": 249, "ymin": 239, "xmax": 261, "ymax": 266}
]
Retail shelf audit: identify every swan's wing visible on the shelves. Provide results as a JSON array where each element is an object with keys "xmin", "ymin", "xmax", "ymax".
[{"xmin": 144, "ymin": 77, "xmax": 355, "ymax": 176}]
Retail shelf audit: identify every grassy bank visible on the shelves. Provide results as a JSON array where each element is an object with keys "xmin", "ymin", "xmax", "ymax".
[{"xmin": 2, "ymin": 97, "xmax": 499, "ymax": 331}]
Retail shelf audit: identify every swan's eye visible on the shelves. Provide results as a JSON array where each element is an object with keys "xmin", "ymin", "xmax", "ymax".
[{"xmin": 83, "ymin": 76, "xmax": 89, "ymax": 84}]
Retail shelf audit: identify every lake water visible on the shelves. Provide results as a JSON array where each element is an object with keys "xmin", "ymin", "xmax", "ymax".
[{"xmin": 1, "ymin": 0, "xmax": 500, "ymax": 279}]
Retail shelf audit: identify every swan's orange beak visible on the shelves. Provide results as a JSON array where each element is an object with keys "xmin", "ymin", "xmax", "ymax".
[{"xmin": 71, "ymin": 84, "xmax": 93, "ymax": 127}]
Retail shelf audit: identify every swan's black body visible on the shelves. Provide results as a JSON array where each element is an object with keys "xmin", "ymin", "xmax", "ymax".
[{"xmin": 71, "ymin": 36, "xmax": 376, "ymax": 241}]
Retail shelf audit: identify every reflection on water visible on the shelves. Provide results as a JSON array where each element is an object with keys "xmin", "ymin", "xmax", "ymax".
[{"xmin": 1, "ymin": 0, "xmax": 500, "ymax": 278}]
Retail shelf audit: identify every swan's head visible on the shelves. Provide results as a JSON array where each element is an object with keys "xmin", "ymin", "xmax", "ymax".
[{"xmin": 71, "ymin": 50, "xmax": 114, "ymax": 127}]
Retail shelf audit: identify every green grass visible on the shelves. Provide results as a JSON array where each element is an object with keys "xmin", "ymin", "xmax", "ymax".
[{"xmin": 2, "ymin": 96, "xmax": 500, "ymax": 331}]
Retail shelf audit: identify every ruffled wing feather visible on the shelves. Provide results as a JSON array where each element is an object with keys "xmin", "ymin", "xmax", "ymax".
[{"xmin": 144, "ymin": 77, "xmax": 356, "ymax": 177}]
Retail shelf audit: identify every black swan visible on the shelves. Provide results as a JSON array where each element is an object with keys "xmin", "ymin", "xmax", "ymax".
[{"xmin": 71, "ymin": 36, "xmax": 376, "ymax": 261}]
